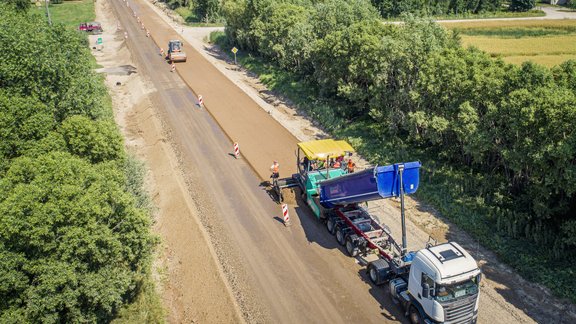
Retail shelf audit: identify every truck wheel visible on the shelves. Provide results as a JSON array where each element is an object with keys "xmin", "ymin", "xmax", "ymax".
[
  {"xmin": 368, "ymin": 263, "xmax": 379, "ymax": 285},
  {"xmin": 367, "ymin": 259, "xmax": 389, "ymax": 286},
  {"xmin": 326, "ymin": 218, "xmax": 336, "ymax": 235},
  {"xmin": 335, "ymin": 226, "xmax": 346, "ymax": 246},
  {"xmin": 345, "ymin": 236, "xmax": 358, "ymax": 257},
  {"xmin": 409, "ymin": 305, "xmax": 423, "ymax": 324}
]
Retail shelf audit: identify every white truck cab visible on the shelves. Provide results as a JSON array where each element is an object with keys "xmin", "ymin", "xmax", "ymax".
[{"xmin": 408, "ymin": 242, "xmax": 481, "ymax": 323}]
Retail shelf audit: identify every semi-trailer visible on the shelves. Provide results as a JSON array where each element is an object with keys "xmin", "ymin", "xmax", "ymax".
[{"xmin": 278, "ymin": 139, "xmax": 481, "ymax": 324}]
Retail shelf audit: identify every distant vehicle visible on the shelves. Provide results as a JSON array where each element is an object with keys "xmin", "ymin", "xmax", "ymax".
[
  {"xmin": 78, "ymin": 22, "xmax": 103, "ymax": 34},
  {"xmin": 167, "ymin": 40, "xmax": 187, "ymax": 62}
]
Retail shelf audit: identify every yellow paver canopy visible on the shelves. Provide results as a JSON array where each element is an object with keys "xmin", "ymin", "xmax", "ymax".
[{"xmin": 297, "ymin": 139, "xmax": 355, "ymax": 160}]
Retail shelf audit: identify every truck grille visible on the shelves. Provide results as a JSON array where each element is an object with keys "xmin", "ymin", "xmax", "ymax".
[{"xmin": 444, "ymin": 294, "xmax": 477, "ymax": 324}]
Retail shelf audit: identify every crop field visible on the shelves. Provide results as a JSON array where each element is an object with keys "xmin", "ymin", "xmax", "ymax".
[{"xmin": 441, "ymin": 20, "xmax": 576, "ymax": 67}]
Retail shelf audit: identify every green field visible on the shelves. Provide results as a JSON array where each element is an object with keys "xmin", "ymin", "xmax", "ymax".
[
  {"xmin": 31, "ymin": 0, "xmax": 95, "ymax": 28},
  {"xmin": 442, "ymin": 20, "xmax": 576, "ymax": 67}
]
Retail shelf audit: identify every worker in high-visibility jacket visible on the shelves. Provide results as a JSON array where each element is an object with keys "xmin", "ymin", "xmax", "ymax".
[
  {"xmin": 270, "ymin": 161, "xmax": 280, "ymax": 179},
  {"xmin": 347, "ymin": 159, "xmax": 356, "ymax": 173}
]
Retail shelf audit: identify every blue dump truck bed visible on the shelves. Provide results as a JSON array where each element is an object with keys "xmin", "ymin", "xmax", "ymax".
[{"xmin": 319, "ymin": 162, "xmax": 421, "ymax": 208}]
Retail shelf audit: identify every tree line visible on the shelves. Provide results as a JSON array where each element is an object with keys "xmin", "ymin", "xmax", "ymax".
[
  {"xmin": 222, "ymin": 0, "xmax": 576, "ymax": 255},
  {"xmin": 0, "ymin": 3, "xmax": 155, "ymax": 322},
  {"xmin": 371, "ymin": 0, "xmax": 505, "ymax": 18},
  {"xmin": 161, "ymin": 0, "xmax": 535, "ymax": 25}
]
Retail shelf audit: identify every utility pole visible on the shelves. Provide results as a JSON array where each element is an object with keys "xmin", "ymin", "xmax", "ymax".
[{"xmin": 45, "ymin": 0, "xmax": 52, "ymax": 26}]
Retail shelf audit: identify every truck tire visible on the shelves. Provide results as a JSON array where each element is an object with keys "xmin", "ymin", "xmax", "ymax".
[
  {"xmin": 335, "ymin": 226, "xmax": 346, "ymax": 246},
  {"xmin": 409, "ymin": 305, "xmax": 423, "ymax": 324},
  {"xmin": 367, "ymin": 259, "xmax": 390, "ymax": 286},
  {"xmin": 326, "ymin": 217, "xmax": 336, "ymax": 235},
  {"xmin": 345, "ymin": 235, "xmax": 359, "ymax": 257}
]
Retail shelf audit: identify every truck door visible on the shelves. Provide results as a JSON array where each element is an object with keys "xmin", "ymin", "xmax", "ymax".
[{"xmin": 420, "ymin": 272, "xmax": 436, "ymax": 318}]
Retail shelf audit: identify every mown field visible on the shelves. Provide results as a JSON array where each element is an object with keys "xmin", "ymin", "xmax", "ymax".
[
  {"xmin": 30, "ymin": 0, "xmax": 96, "ymax": 27},
  {"xmin": 442, "ymin": 19, "xmax": 576, "ymax": 67}
]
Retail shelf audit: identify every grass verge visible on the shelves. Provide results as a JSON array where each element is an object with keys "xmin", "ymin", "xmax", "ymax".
[
  {"xmin": 112, "ymin": 276, "xmax": 165, "ymax": 323},
  {"xmin": 210, "ymin": 31, "xmax": 576, "ymax": 303}
]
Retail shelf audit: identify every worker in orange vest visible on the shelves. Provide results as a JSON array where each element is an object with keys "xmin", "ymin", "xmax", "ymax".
[
  {"xmin": 347, "ymin": 159, "xmax": 356, "ymax": 173},
  {"xmin": 270, "ymin": 161, "xmax": 280, "ymax": 179}
]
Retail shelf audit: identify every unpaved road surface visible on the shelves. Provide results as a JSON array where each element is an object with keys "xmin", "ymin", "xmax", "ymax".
[{"xmin": 96, "ymin": 0, "xmax": 576, "ymax": 322}]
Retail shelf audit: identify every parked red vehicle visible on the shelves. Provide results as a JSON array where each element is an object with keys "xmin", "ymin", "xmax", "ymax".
[{"xmin": 78, "ymin": 22, "xmax": 103, "ymax": 34}]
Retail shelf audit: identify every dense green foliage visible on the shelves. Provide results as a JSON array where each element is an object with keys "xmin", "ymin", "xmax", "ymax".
[
  {"xmin": 160, "ymin": 0, "xmax": 223, "ymax": 22},
  {"xmin": 371, "ymin": 0, "xmax": 503, "ymax": 18},
  {"xmin": 0, "ymin": 3, "xmax": 157, "ymax": 321},
  {"xmin": 509, "ymin": 0, "xmax": 535, "ymax": 12},
  {"xmin": 220, "ymin": 0, "xmax": 576, "ymax": 301}
]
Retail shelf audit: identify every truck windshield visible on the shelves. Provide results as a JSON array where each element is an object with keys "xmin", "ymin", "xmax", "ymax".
[{"xmin": 435, "ymin": 277, "xmax": 479, "ymax": 303}]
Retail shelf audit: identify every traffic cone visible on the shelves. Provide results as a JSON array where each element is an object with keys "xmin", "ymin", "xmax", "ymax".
[{"xmin": 170, "ymin": 62, "xmax": 176, "ymax": 72}]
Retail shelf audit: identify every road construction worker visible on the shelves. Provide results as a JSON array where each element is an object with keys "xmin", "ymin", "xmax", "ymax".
[
  {"xmin": 311, "ymin": 160, "xmax": 318, "ymax": 170},
  {"xmin": 347, "ymin": 159, "xmax": 356, "ymax": 173},
  {"xmin": 270, "ymin": 161, "xmax": 280, "ymax": 179}
]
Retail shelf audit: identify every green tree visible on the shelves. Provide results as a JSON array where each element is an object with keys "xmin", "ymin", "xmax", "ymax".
[
  {"xmin": 311, "ymin": 20, "xmax": 390, "ymax": 117},
  {"xmin": 0, "ymin": 92, "xmax": 55, "ymax": 171},
  {"xmin": 196, "ymin": 0, "xmax": 220, "ymax": 22},
  {"xmin": 509, "ymin": 0, "xmax": 534, "ymax": 11},
  {"xmin": 0, "ymin": 152, "xmax": 154, "ymax": 322},
  {"xmin": 59, "ymin": 115, "xmax": 125, "ymax": 164},
  {"xmin": 250, "ymin": 3, "xmax": 311, "ymax": 68},
  {"xmin": 0, "ymin": 5, "xmax": 109, "ymax": 122},
  {"xmin": 552, "ymin": 60, "xmax": 576, "ymax": 94}
]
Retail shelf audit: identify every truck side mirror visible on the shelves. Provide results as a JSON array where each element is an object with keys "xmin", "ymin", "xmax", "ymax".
[{"xmin": 422, "ymin": 283, "xmax": 429, "ymax": 298}]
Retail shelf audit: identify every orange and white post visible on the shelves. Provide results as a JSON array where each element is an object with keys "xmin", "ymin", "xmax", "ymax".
[
  {"xmin": 160, "ymin": 47, "xmax": 164, "ymax": 57},
  {"xmin": 233, "ymin": 142, "xmax": 240, "ymax": 159},
  {"xmin": 146, "ymin": 29, "xmax": 150, "ymax": 37},
  {"xmin": 198, "ymin": 95, "xmax": 204, "ymax": 107},
  {"xmin": 170, "ymin": 62, "xmax": 176, "ymax": 72},
  {"xmin": 282, "ymin": 204, "xmax": 291, "ymax": 226}
]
